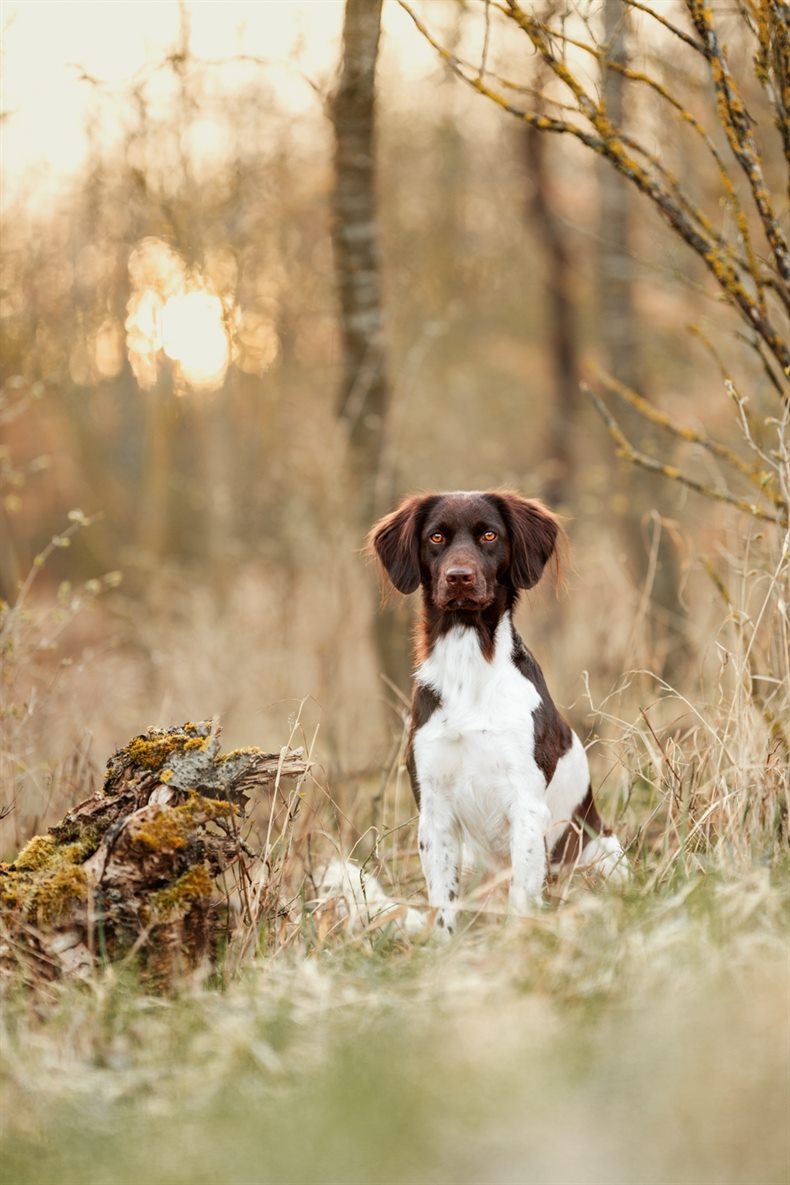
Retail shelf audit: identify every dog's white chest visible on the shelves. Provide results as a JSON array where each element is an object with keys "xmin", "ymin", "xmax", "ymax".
[{"xmin": 413, "ymin": 617, "xmax": 545, "ymax": 855}]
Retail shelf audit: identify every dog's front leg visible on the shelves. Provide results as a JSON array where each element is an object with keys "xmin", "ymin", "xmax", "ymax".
[
  {"xmin": 418, "ymin": 791, "xmax": 461, "ymax": 937},
  {"xmin": 509, "ymin": 799, "xmax": 550, "ymax": 916}
]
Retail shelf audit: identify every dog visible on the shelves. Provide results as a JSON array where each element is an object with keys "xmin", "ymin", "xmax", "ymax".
[{"xmin": 369, "ymin": 490, "xmax": 627, "ymax": 935}]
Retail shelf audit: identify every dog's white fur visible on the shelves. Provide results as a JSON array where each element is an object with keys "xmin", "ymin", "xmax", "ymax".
[{"xmin": 414, "ymin": 614, "xmax": 627, "ymax": 932}]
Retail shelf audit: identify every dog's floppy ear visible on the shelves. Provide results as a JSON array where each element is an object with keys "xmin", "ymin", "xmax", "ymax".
[
  {"xmin": 486, "ymin": 492, "xmax": 563, "ymax": 590},
  {"xmin": 368, "ymin": 495, "xmax": 436, "ymax": 594}
]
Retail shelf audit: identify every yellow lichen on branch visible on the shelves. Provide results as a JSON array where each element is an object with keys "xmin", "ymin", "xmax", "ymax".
[
  {"xmin": 400, "ymin": 0, "xmax": 790, "ymax": 377},
  {"xmin": 686, "ymin": 0, "xmax": 790, "ymax": 287}
]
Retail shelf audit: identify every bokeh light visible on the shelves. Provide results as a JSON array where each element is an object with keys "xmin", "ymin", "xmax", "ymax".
[{"xmin": 125, "ymin": 236, "xmax": 231, "ymax": 392}]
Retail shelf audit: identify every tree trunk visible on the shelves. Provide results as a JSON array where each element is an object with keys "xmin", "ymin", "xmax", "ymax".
[
  {"xmin": 331, "ymin": 0, "xmax": 390, "ymax": 524},
  {"xmin": 599, "ymin": 0, "xmax": 642, "ymax": 394},
  {"xmin": 523, "ymin": 123, "xmax": 578, "ymax": 508},
  {"xmin": 330, "ymin": 0, "xmax": 411, "ymax": 695},
  {"xmin": 598, "ymin": 0, "xmax": 685, "ymax": 669}
]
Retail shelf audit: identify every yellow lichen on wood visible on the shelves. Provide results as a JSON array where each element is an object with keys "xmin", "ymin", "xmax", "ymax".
[
  {"xmin": 150, "ymin": 864, "xmax": 215, "ymax": 920},
  {"xmin": 1, "ymin": 722, "xmax": 309, "ymax": 983},
  {"xmin": 131, "ymin": 793, "xmax": 235, "ymax": 853},
  {"xmin": 132, "ymin": 809, "xmax": 189, "ymax": 853},
  {"xmin": 217, "ymin": 747, "xmax": 262, "ymax": 762},
  {"xmin": 124, "ymin": 734, "xmax": 191, "ymax": 769}
]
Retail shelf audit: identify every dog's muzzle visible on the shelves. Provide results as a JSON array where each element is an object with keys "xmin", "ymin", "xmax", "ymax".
[{"xmin": 436, "ymin": 566, "xmax": 490, "ymax": 609}]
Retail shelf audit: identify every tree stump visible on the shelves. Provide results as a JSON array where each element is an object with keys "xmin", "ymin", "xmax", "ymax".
[{"xmin": 0, "ymin": 721, "xmax": 309, "ymax": 984}]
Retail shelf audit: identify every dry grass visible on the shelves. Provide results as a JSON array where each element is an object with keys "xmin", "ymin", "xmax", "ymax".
[{"xmin": 1, "ymin": 867, "xmax": 787, "ymax": 1184}]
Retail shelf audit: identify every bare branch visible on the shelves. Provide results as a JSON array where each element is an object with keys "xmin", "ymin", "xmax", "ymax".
[
  {"xmin": 397, "ymin": 2, "xmax": 602, "ymax": 142},
  {"xmin": 623, "ymin": 0, "xmax": 706, "ymax": 54},
  {"xmin": 403, "ymin": 0, "xmax": 790, "ymax": 375}
]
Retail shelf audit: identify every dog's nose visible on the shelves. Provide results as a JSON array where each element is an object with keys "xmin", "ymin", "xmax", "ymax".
[{"xmin": 445, "ymin": 567, "xmax": 476, "ymax": 586}]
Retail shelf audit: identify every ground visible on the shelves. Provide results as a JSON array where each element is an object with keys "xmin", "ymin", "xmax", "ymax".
[{"xmin": 1, "ymin": 858, "xmax": 787, "ymax": 1185}]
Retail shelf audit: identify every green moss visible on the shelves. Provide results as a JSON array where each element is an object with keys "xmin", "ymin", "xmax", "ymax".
[
  {"xmin": 12, "ymin": 835, "xmax": 58, "ymax": 872},
  {"xmin": 12, "ymin": 830, "xmax": 101, "ymax": 874},
  {"xmin": 150, "ymin": 864, "xmax": 214, "ymax": 919},
  {"xmin": 3, "ymin": 821, "xmax": 107, "ymax": 922},
  {"xmin": 29, "ymin": 865, "xmax": 88, "ymax": 922},
  {"xmin": 0, "ymin": 872, "xmax": 29, "ymax": 912}
]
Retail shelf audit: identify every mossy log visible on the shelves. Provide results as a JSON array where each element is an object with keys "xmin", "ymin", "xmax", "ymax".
[{"xmin": 0, "ymin": 722, "xmax": 308, "ymax": 984}]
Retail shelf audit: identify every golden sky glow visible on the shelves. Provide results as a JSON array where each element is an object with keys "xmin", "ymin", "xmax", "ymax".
[
  {"xmin": 0, "ymin": 2, "xmax": 502, "ymax": 393},
  {"xmin": 1, "ymin": 1, "xmax": 451, "ymax": 205},
  {"xmin": 2, "ymin": 2, "xmax": 344, "ymax": 201}
]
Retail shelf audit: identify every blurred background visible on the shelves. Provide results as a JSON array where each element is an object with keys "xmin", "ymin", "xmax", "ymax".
[{"xmin": 1, "ymin": 0, "xmax": 786, "ymax": 854}]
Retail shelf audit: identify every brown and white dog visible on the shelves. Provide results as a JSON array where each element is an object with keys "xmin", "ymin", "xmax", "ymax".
[{"xmin": 370, "ymin": 490, "xmax": 627, "ymax": 935}]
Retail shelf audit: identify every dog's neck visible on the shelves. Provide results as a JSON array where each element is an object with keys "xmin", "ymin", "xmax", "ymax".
[{"xmin": 414, "ymin": 584, "xmax": 518, "ymax": 665}]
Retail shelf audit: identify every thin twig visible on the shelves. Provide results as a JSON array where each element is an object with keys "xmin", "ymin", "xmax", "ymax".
[
  {"xmin": 583, "ymin": 383, "xmax": 789, "ymax": 527},
  {"xmin": 589, "ymin": 364, "xmax": 788, "ymax": 506},
  {"xmin": 623, "ymin": 0, "xmax": 707, "ymax": 54}
]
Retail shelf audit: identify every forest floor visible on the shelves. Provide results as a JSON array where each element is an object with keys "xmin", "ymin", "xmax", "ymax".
[{"xmin": 2, "ymin": 841, "xmax": 788, "ymax": 1185}]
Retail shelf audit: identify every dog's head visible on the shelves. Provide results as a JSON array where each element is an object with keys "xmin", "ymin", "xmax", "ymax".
[{"xmin": 369, "ymin": 490, "xmax": 562, "ymax": 610}]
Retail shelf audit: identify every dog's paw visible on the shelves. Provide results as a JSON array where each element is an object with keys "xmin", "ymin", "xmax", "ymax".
[
  {"xmin": 314, "ymin": 858, "xmax": 426, "ymax": 935},
  {"xmin": 578, "ymin": 835, "xmax": 630, "ymax": 884}
]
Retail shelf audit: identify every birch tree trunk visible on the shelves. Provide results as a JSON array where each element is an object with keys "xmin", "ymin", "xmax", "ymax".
[
  {"xmin": 331, "ymin": 0, "xmax": 390, "ymax": 524},
  {"xmin": 330, "ymin": 0, "xmax": 412, "ymax": 700}
]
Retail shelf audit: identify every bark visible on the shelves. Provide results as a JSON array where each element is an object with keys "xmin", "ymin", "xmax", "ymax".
[
  {"xmin": 330, "ymin": 0, "xmax": 390, "ymax": 523},
  {"xmin": 523, "ymin": 122, "xmax": 579, "ymax": 507},
  {"xmin": 330, "ymin": 0, "xmax": 411, "ymax": 694}
]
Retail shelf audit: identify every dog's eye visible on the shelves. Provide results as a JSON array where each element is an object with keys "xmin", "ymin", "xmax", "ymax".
[
  {"xmin": 482, "ymin": 530, "xmax": 498, "ymax": 542},
  {"xmin": 429, "ymin": 532, "xmax": 445, "ymax": 545}
]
